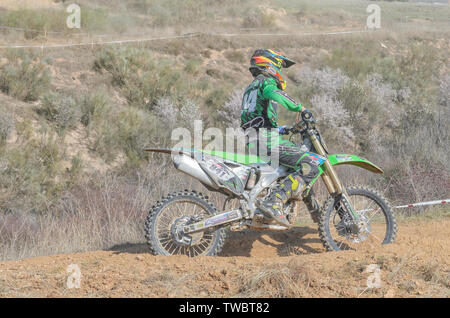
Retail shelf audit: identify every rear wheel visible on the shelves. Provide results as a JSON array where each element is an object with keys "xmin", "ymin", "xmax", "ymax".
[
  {"xmin": 145, "ymin": 190, "xmax": 226, "ymax": 256},
  {"xmin": 318, "ymin": 185, "xmax": 398, "ymax": 251}
]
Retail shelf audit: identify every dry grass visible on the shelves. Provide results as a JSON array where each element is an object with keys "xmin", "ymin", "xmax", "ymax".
[
  {"xmin": 0, "ymin": 166, "xmax": 175, "ymax": 261},
  {"xmin": 237, "ymin": 259, "xmax": 312, "ymax": 297}
]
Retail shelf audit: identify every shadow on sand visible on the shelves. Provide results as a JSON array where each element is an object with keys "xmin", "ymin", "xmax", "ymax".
[
  {"xmin": 220, "ymin": 226, "xmax": 322, "ymax": 257},
  {"xmin": 108, "ymin": 226, "xmax": 323, "ymax": 257}
]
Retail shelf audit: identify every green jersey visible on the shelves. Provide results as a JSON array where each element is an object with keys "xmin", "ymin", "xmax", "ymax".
[{"xmin": 241, "ymin": 74, "xmax": 302, "ymax": 129}]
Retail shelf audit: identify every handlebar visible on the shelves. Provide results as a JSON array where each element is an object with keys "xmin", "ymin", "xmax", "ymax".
[
  {"xmin": 286, "ymin": 109, "xmax": 328, "ymax": 153},
  {"xmin": 301, "ymin": 109, "xmax": 315, "ymax": 123},
  {"xmin": 287, "ymin": 109, "xmax": 316, "ymax": 135}
]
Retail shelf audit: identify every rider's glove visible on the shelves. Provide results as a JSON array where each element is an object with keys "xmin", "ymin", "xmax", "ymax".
[{"xmin": 278, "ymin": 125, "xmax": 290, "ymax": 135}]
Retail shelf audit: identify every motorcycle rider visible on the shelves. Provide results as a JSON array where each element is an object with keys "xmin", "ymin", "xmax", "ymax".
[{"xmin": 241, "ymin": 49, "xmax": 321, "ymax": 227}]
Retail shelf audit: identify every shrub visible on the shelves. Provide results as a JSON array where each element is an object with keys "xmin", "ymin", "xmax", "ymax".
[
  {"xmin": 79, "ymin": 7, "xmax": 109, "ymax": 33},
  {"xmin": 87, "ymin": 104, "xmax": 159, "ymax": 166},
  {"xmin": 115, "ymin": 107, "xmax": 157, "ymax": 163},
  {"xmin": 205, "ymin": 86, "xmax": 230, "ymax": 113},
  {"xmin": 94, "ymin": 47, "xmax": 185, "ymax": 109},
  {"xmin": 310, "ymin": 94, "xmax": 354, "ymax": 145},
  {"xmin": 0, "ymin": 8, "xmax": 65, "ymax": 39},
  {"xmin": 179, "ymin": 99, "xmax": 202, "ymax": 129},
  {"xmin": 242, "ymin": 7, "xmax": 276, "ymax": 28},
  {"xmin": 127, "ymin": 0, "xmax": 211, "ymax": 27},
  {"xmin": 293, "ymin": 66, "xmax": 355, "ymax": 147},
  {"xmin": 325, "ymin": 41, "xmax": 385, "ymax": 80},
  {"xmin": 65, "ymin": 154, "xmax": 84, "ymax": 189},
  {"xmin": 184, "ymin": 57, "xmax": 202, "ymax": 75},
  {"xmin": 440, "ymin": 74, "xmax": 449, "ymax": 108},
  {"xmin": 224, "ymin": 50, "xmax": 245, "ymax": 64},
  {"xmin": 0, "ymin": 106, "xmax": 14, "ymax": 143},
  {"xmin": 387, "ymin": 161, "xmax": 450, "ymax": 207},
  {"xmin": 88, "ymin": 116, "xmax": 119, "ymax": 163},
  {"xmin": 293, "ymin": 66, "xmax": 350, "ymax": 100},
  {"xmin": 0, "ymin": 52, "xmax": 51, "ymax": 102},
  {"xmin": 0, "ymin": 133, "xmax": 65, "ymax": 214},
  {"xmin": 293, "ymin": 66, "xmax": 418, "ymax": 153},
  {"xmin": 218, "ymin": 88, "xmax": 244, "ymax": 129},
  {"xmin": 39, "ymin": 92, "xmax": 81, "ymax": 131},
  {"xmin": 0, "ymin": 7, "xmax": 120, "ymax": 38},
  {"xmin": 79, "ymin": 88, "xmax": 110, "ymax": 127},
  {"xmin": 153, "ymin": 96, "xmax": 179, "ymax": 129}
]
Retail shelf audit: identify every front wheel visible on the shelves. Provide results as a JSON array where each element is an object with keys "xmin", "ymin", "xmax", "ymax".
[
  {"xmin": 318, "ymin": 185, "xmax": 398, "ymax": 251},
  {"xmin": 145, "ymin": 190, "xmax": 226, "ymax": 256}
]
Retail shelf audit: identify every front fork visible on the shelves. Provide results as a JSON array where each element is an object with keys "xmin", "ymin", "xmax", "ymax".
[{"xmin": 309, "ymin": 133, "xmax": 360, "ymax": 227}]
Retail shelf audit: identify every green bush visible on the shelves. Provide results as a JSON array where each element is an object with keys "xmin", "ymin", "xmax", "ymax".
[
  {"xmin": 86, "ymin": 102, "xmax": 159, "ymax": 166},
  {"xmin": 94, "ymin": 47, "xmax": 185, "ymax": 109},
  {"xmin": 79, "ymin": 7, "xmax": 109, "ymax": 33},
  {"xmin": 242, "ymin": 7, "xmax": 276, "ymax": 28},
  {"xmin": 0, "ymin": 133, "xmax": 65, "ymax": 214},
  {"xmin": 0, "ymin": 52, "xmax": 51, "ymax": 102},
  {"xmin": 0, "ymin": 106, "xmax": 14, "ymax": 143},
  {"xmin": 39, "ymin": 92, "xmax": 81, "ymax": 131},
  {"xmin": 127, "ymin": 0, "xmax": 211, "ymax": 27},
  {"xmin": 205, "ymin": 86, "xmax": 230, "ymax": 110},
  {"xmin": 65, "ymin": 153, "xmax": 84, "ymax": 189},
  {"xmin": 0, "ymin": 9, "xmax": 65, "ymax": 39},
  {"xmin": 0, "ymin": 7, "xmax": 119, "ymax": 37},
  {"xmin": 115, "ymin": 107, "xmax": 157, "ymax": 165},
  {"xmin": 184, "ymin": 57, "xmax": 202, "ymax": 75},
  {"xmin": 224, "ymin": 50, "xmax": 245, "ymax": 64},
  {"xmin": 337, "ymin": 81, "xmax": 375, "ymax": 137},
  {"xmin": 326, "ymin": 40, "xmax": 442, "ymax": 107},
  {"xmin": 80, "ymin": 88, "xmax": 110, "ymax": 127}
]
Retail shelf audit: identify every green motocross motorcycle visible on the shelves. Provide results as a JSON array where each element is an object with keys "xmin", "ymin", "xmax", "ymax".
[{"xmin": 145, "ymin": 112, "xmax": 398, "ymax": 256}]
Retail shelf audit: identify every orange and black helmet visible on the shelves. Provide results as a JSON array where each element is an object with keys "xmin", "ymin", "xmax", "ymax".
[{"xmin": 249, "ymin": 49, "xmax": 296, "ymax": 90}]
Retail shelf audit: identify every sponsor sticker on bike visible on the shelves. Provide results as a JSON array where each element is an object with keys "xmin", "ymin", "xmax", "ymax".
[
  {"xmin": 305, "ymin": 152, "xmax": 326, "ymax": 165},
  {"xmin": 204, "ymin": 159, "xmax": 233, "ymax": 181},
  {"xmin": 205, "ymin": 210, "xmax": 240, "ymax": 226},
  {"xmin": 336, "ymin": 155, "xmax": 353, "ymax": 161}
]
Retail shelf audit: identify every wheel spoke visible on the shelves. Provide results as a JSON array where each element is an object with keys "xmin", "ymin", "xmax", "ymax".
[
  {"xmin": 369, "ymin": 232, "xmax": 382, "ymax": 242},
  {"xmin": 367, "ymin": 207, "xmax": 382, "ymax": 223}
]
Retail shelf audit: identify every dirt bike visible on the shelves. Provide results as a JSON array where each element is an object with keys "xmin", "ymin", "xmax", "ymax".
[{"xmin": 144, "ymin": 111, "xmax": 397, "ymax": 256}]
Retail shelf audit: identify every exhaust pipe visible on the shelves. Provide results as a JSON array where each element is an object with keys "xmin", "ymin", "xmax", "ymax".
[{"xmin": 172, "ymin": 154, "xmax": 219, "ymax": 189}]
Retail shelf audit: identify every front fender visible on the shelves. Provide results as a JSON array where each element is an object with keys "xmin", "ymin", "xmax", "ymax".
[
  {"xmin": 327, "ymin": 154, "xmax": 384, "ymax": 174},
  {"xmin": 307, "ymin": 154, "xmax": 383, "ymax": 192}
]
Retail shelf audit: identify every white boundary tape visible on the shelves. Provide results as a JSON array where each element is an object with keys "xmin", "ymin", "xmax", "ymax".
[
  {"xmin": 0, "ymin": 29, "xmax": 371, "ymax": 50},
  {"xmin": 0, "ymin": 33, "xmax": 199, "ymax": 49},
  {"xmin": 393, "ymin": 199, "xmax": 449, "ymax": 209},
  {"xmin": 0, "ymin": 25, "xmax": 86, "ymax": 36},
  {"xmin": 357, "ymin": 199, "xmax": 448, "ymax": 213}
]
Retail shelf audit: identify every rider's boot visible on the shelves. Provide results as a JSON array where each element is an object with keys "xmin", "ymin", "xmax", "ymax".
[{"xmin": 260, "ymin": 174, "xmax": 306, "ymax": 227}]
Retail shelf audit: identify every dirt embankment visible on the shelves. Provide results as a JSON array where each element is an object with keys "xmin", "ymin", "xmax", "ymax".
[{"xmin": 0, "ymin": 218, "xmax": 449, "ymax": 298}]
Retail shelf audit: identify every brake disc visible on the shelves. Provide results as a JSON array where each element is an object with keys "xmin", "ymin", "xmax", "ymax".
[{"xmin": 171, "ymin": 216, "xmax": 204, "ymax": 246}]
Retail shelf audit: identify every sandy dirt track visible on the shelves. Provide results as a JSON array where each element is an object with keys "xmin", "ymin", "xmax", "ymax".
[{"xmin": 0, "ymin": 218, "xmax": 448, "ymax": 298}]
